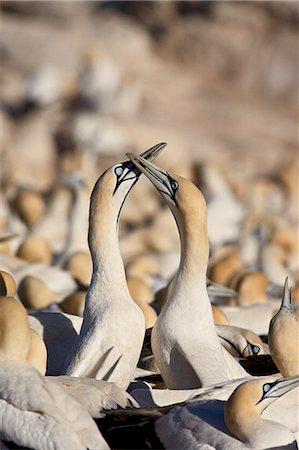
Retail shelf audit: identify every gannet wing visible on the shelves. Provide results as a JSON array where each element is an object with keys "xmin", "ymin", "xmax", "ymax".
[
  {"xmin": 155, "ymin": 401, "xmax": 247, "ymax": 450},
  {"xmin": 49, "ymin": 375, "xmax": 138, "ymax": 417},
  {"xmin": 0, "ymin": 364, "xmax": 109, "ymax": 450}
]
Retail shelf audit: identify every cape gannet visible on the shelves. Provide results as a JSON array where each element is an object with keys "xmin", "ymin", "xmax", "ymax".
[
  {"xmin": 16, "ymin": 235, "xmax": 52, "ymax": 265},
  {"xmin": 127, "ymin": 153, "xmax": 247, "ymax": 388},
  {"xmin": 0, "ymin": 296, "xmax": 109, "ymax": 450},
  {"xmin": 11, "ymin": 187, "xmax": 45, "ymax": 229},
  {"xmin": 215, "ymin": 324, "xmax": 263, "ymax": 358},
  {"xmin": 63, "ymin": 143, "xmax": 166, "ymax": 388},
  {"xmin": 155, "ymin": 375, "xmax": 299, "ymax": 449},
  {"xmin": 60, "ymin": 289, "xmax": 87, "ymax": 316},
  {"xmin": 268, "ymin": 277, "xmax": 299, "ymax": 377}
]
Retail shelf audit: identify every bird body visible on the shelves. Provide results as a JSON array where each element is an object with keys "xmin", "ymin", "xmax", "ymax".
[
  {"xmin": 152, "ymin": 274, "xmax": 246, "ymax": 388},
  {"xmin": 0, "ymin": 295, "xmax": 109, "ymax": 450},
  {"xmin": 64, "ymin": 270, "xmax": 145, "ymax": 388},
  {"xmin": 0, "ymin": 362, "xmax": 109, "ymax": 450},
  {"xmin": 269, "ymin": 278, "xmax": 299, "ymax": 377},
  {"xmin": 155, "ymin": 376, "xmax": 299, "ymax": 450},
  {"xmin": 63, "ymin": 144, "xmax": 166, "ymax": 388},
  {"xmin": 127, "ymin": 154, "xmax": 247, "ymax": 389}
]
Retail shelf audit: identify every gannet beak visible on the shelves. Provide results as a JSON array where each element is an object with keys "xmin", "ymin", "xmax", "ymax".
[
  {"xmin": 206, "ymin": 280, "xmax": 237, "ymax": 298},
  {"xmin": 126, "ymin": 153, "xmax": 178, "ymax": 202},
  {"xmin": 113, "ymin": 143, "xmax": 167, "ymax": 195},
  {"xmin": 139, "ymin": 142, "xmax": 167, "ymax": 162},
  {"xmin": 261, "ymin": 375, "xmax": 299, "ymax": 401},
  {"xmin": 280, "ymin": 277, "xmax": 293, "ymax": 313},
  {"xmin": 120, "ymin": 143, "xmax": 167, "ymax": 183}
]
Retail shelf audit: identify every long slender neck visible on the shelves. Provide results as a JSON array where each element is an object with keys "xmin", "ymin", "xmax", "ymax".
[
  {"xmin": 162, "ymin": 191, "xmax": 248, "ymax": 382},
  {"xmin": 169, "ymin": 206, "xmax": 210, "ymax": 311},
  {"xmin": 87, "ymin": 187, "xmax": 129, "ymax": 295},
  {"xmin": 179, "ymin": 210, "xmax": 209, "ymax": 282}
]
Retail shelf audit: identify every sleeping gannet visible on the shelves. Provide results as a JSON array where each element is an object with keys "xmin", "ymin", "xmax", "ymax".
[
  {"xmin": 268, "ymin": 277, "xmax": 299, "ymax": 376},
  {"xmin": 215, "ymin": 324, "xmax": 263, "ymax": 358},
  {"xmin": 63, "ymin": 143, "xmax": 166, "ymax": 388},
  {"xmin": 155, "ymin": 375, "xmax": 299, "ymax": 449},
  {"xmin": 60, "ymin": 289, "xmax": 87, "ymax": 316},
  {"xmin": 16, "ymin": 234, "xmax": 52, "ymax": 265},
  {"xmin": 0, "ymin": 296, "xmax": 109, "ymax": 450},
  {"xmin": 12, "ymin": 187, "xmax": 45, "ymax": 229},
  {"xmin": 127, "ymin": 153, "xmax": 246, "ymax": 388}
]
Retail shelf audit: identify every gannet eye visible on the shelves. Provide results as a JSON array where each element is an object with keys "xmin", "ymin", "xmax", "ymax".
[
  {"xmin": 171, "ymin": 181, "xmax": 179, "ymax": 190},
  {"xmin": 115, "ymin": 166, "xmax": 123, "ymax": 177},
  {"xmin": 263, "ymin": 383, "xmax": 271, "ymax": 394},
  {"xmin": 252, "ymin": 345, "xmax": 260, "ymax": 355}
]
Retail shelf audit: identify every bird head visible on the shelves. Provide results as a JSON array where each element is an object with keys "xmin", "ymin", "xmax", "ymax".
[
  {"xmin": 225, "ymin": 375, "xmax": 299, "ymax": 429},
  {"xmin": 89, "ymin": 143, "xmax": 167, "ymax": 226},
  {"xmin": 126, "ymin": 153, "xmax": 207, "ymax": 232}
]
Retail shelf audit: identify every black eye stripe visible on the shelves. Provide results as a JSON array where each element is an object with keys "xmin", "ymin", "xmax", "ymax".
[
  {"xmin": 112, "ymin": 162, "xmax": 140, "ymax": 196},
  {"xmin": 256, "ymin": 380, "xmax": 280, "ymax": 404}
]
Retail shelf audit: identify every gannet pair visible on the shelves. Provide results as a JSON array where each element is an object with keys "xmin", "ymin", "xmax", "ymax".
[
  {"xmin": 62, "ymin": 143, "xmax": 167, "ymax": 388},
  {"xmin": 127, "ymin": 153, "xmax": 247, "ymax": 388}
]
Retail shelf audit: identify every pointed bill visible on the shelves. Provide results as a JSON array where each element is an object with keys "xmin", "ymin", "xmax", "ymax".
[
  {"xmin": 281, "ymin": 276, "xmax": 293, "ymax": 313},
  {"xmin": 119, "ymin": 143, "xmax": 167, "ymax": 185},
  {"xmin": 126, "ymin": 153, "xmax": 174, "ymax": 198},
  {"xmin": 264, "ymin": 375, "xmax": 299, "ymax": 399},
  {"xmin": 139, "ymin": 142, "xmax": 167, "ymax": 162}
]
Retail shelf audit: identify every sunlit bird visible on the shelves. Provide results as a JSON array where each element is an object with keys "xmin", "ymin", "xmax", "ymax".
[
  {"xmin": 63, "ymin": 143, "xmax": 166, "ymax": 388},
  {"xmin": 127, "ymin": 153, "xmax": 246, "ymax": 389},
  {"xmin": 268, "ymin": 277, "xmax": 299, "ymax": 377}
]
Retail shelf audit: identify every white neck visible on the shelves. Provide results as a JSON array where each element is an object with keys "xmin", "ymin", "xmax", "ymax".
[
  {"xmin": 166, "ymin": 209, "xmax": 211, "ymax": 315},
  {"xmin": 82, "ymin": 188, "xmax": 132, "ymax": 324},
  {"xmin": 166, "ymin": 206, "xmax": 247, "ymax": 382}
]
